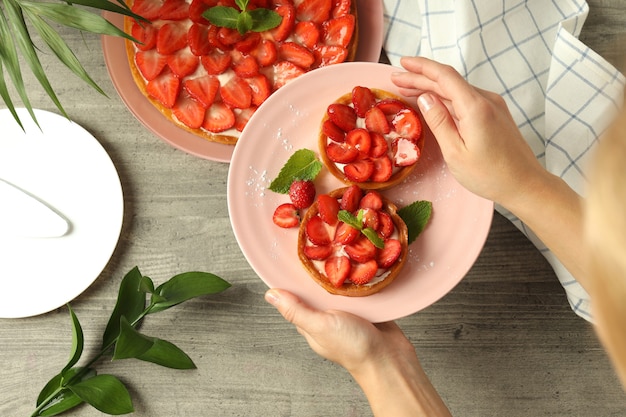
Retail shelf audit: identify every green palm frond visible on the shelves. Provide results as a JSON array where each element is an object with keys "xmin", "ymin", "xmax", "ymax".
[{"xmin": 0, "ymin": 0, "xmax": 145, "ymax": 129}]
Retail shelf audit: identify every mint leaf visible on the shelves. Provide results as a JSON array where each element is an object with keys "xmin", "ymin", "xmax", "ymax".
[
  {"xmin": 237, "ymin": 10, "xmax": 253, "ymax": 34},
  {"xmin": 269, "ymin": 149, "xmax": 322, "ymax": 194},
  {"xmin": 249, "ymin": 8, "xmax": 282, "ymax": 32},
  {"xmin": 337, "ymin": 210, "xmax": 385, "ymax": 248},
  {"xmin": 362, "ymin": 227, "xmax": 385, "ymax": 249},
  {"xmin": 337, "ymin": 210, "xmax": 361, "ymax": 230},
  {"xmin": 398, "ymin": 201, "xmax": 432, "ymax": 244},
  {"xmin": 204, "ymin": 6, "xmax": 240, "ymax": 29}
]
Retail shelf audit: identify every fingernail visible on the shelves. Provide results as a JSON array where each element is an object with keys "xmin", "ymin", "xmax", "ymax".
[
  {"xmin": 390, "ymin": 71, "xmax": 404, "ymax": 77},
  {"xmin": 418, "ymin": 93, "xmax": 434, "ymax": 113},
  {"xmin": 264, "ymin": 289, "xmax": 280, "ymax": 307}
]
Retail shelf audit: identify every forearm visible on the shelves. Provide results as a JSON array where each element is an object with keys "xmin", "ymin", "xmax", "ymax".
[
  {"xmin": 351, "ymin": 353, "xmax": 452, "ymax": 417},
  {"xmin": 501, "ymin": 170, "xmax": 587, "ymax": 289}
]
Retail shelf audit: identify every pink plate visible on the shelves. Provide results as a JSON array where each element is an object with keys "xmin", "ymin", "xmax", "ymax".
[
  {"xmin": 227, "ymin": 62, "xmax": 494, "ymax": 322},
  {"xmin": 101, "ymin": 0, "xmax": 384, "ymax": 163}
]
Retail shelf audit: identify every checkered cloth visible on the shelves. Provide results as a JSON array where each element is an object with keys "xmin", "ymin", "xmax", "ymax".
[{"xmin": 382, "ymin": 0, "xmax": 626, "ymax": 321}]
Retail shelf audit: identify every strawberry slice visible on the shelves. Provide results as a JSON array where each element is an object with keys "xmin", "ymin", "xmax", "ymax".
[
  {"xmin": 146, "ymin": 71, "xmax": 181, "ymax": 108},
  {"xmin": 326, "ymin": 142, "xmax": 358, "ymax": 164},
  {"xmin": 234, "ymin": 106, "xmax": 257, "ymax": 132},
  {"xmin": 313, "ymin": 45, "xmax": 347, "ymax": 67},
  {"xmin": 304, "ymin": 244, "xmax": 333, "ymax": 261},
  {"xmin": 333, "ymin": 221, "xmax": 359, "ymax": 245},
  {"xmin": 317, "ymin": 194, "xmax": 340, "ymax": 226},
  {"xmin": 322, "ymin": 119, "xmax": 346, "ymax": 143},
  {"xmin": 321, "ymin": 14, "xmax": 355, "ymax": 48},
  {"xmin": 172, "ymin": 93, "xmax": 206, "ymax": 129},
  {"xmin": 159, "ymin": 0, "xmax": 189, "ymax": 20},
  {"xmin": 297, "ymin": 0, "xmax": 332, "ymax": 24},
  {"xmin": 376, "ymin": 98, "xmax": 406, "ymax": 118},
  {"xmin": 131, "ymin": 21, "xmax": 157, "ymax": 51},
  {"xmin": 324, "ymin": 255, "xmax": 351, "ymax": 287},
  {"xmin": 377, "ymin": 212, "xmax": 395, "ymax": 238},
  {"xmin": 247, "ymin": 74, "xmax": 272, "ymax": 106},
  {"xmin": 327, "ymin": 103, "xmax": 356, "ymax": 132},
  {"xmin": 332, "ymin": 0, "xmax": 351, "ymax": 18},
  {"xmin": 365, "ymin": 106, "xmax": 391, "ymax": 134},
  {"xmin": 392, "ymin": 138, "xmax": 420, "ymax": 166},
  {"xmin": 135, "ymin": 49, "xmax": 168, "ymax": 81},
  {"xmin": 369, "ymin": 132, "xmax": 389, "ymax": 158},
  {"xmin": 188, "ymin": 23, "xmax": 213, "ymax": 56},
  {"xmin": 203, "ymin": 102, "xmax": 236, "ymax": 132},
  {"xmin": 189, "ymin": 0, "xmax": 212, "ymax": 24},
  {"xmin": 233, "ymin": 55, "xmax": 260, "ymax": 77},
  {"xmin": 272, "ymin": 203, "xmax": 300, "ymax": 228},
  {"xmin": 167, "ymin": 49, "xmax": 199, "ymax": 78},
  {"xmin": 361, "ymin": 208, "xmax": 380, "ymax": 230},
  {"xmin": 131, "ymin": 0, "xmax": 163, "ymax": 21},
  {"xmin": 156, "ymin": 22, "xmax": 188, "ymax": 55},
  {"xmin": 305, "ymin": 215, "xmax": 331, "ymax": 246},
  {"xmin": 370, "ymin": 156, "xmax": 393, "ymax": 182},
  {"xmin": 251, "ymin": 39, "xmax": 278, "ymax": 67},
  {"xmin": 217, "ymin": 27, "xmax": 244, "ymax": 47},
  {"xmin": 294, "ymin": 21, "xmax": 320, "ymax": 49},
  {"xmin": 220, "ymin": 76, "xmax": 252, "ymax": 109},
  {"xmin": 183, "ymin": 75, "xmax": 220, "ymax": 108},
  {"xmin": 345, "ymin": 128, "xmax": 371, "ymax": 158},
  {"xmin": 201, "ymin": 49, "xmax": 232, "ymax": 74},
  {"xmin": 272, "ymin": 61, "xmax": 306, "ymax": 90},
  {"xmin": 235, "ymin": 32, "xmax": 262, "ymax": 53},
  {"xmin": 351, "ymin": 86, "xmax": 376, "ymax": 117},
  {"xmin": 377, "ymin": 239, "xmax": 402, "ymax": 268},
  {"xmin": 349, "ymin": 259, "xmax": 378, "ymax": 285},
  {"xmin": 270, "ymin": 4, "xmax": 296, "ymax": 42},
  {"xmin": 359, "ymin": 191, "xmax": 383, "ymax": 210},
  {"xmin": 279, "ymin": 42, "xmax": 315, "ymax": 69},
  {"xmin": 344, "ymin": 159, "xmax": 374, "ymax": 183},
  {"xmin": 340, "ymin": 185, "xmax": 362, "ymax": 212},
  {"xmin": 392, "ymin": 107, "xmax": 422, "ymax": 141}
]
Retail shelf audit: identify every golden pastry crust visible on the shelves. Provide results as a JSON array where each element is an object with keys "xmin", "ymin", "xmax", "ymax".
[
  {"xmin": 124, "ymin": 1, "xmax": 359, "ymax": 146},
  {"xmin": 298, "ymin": 187, "xmax": 409, "ymax": 297},
  {"xmin": 319, "ymin": 88, "xmax": 425, "ymax": 190}
]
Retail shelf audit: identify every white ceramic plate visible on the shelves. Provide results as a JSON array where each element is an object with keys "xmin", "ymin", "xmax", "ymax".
[
  {"xmin": 227, "ymin": 62, "xmax": 494, "ymax": 322},
  {"xmin": 101, "ymin": 0, "xmax": 384, "ymax": 162},
  {"xmin": 0, "ymin": 108, "xmax": 124, "ymax": 318}
]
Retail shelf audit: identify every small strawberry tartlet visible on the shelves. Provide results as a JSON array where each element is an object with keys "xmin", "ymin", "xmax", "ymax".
[
  {"xmin": 319, "ymin": 86, "xmax": 424, "ymax": 189},
  {"xmin": 298, "ymin": 185, "xmax": 409, "ymax": 296}
]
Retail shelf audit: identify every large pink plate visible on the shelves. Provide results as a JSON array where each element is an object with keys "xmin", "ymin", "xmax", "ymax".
[
  {"xmin": 101, "ymin": 0, "xmax": 384, "ymax": 163},
  {"xmin": 227, "ymin": 62, "xmax": 494, "ymax": 322}
]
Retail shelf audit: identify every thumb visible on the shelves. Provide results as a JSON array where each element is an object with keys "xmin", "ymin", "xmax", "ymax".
[
  {"xmin": 417, "ymin": 92, "xmax": 464, "ymax": 154},
  {"xmin": 264, "ymin": 288, "xmax": 326, "ymax": 332}
]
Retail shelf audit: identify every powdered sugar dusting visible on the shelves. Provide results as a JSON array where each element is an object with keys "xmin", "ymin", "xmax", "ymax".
[{"xmin": 245, "ymin": 165, "xmax": 269, "ymax": 201}]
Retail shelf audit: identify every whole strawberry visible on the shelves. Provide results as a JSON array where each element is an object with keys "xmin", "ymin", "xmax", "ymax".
[{"xmin": 289, "ymin": 180, "xmax": 316, "ymax": 209}]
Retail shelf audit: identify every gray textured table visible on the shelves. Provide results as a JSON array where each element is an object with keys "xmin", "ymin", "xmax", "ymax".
[{"xmin": 1, "ymin": 1, "xmax": 626, "ymax": 416}]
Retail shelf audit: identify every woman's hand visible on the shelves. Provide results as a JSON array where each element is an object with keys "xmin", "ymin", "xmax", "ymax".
[{"xmin": 391, "ymin": 56, "xmax": 546, "ymax": 207}]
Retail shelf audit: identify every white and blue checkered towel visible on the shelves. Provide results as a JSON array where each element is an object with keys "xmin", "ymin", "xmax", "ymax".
[{"xmin": 382, "ymin": 0, "xmax": 625, "ymax": 321}]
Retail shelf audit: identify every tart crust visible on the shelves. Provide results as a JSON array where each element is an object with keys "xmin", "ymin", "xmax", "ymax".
[
  {"xmin": 298, "ymin": 187, "xmax": 409, "ymax": 296},
  {"xmin": 319, "ymin": 89, "xmax": 425, "ymax": 190}
]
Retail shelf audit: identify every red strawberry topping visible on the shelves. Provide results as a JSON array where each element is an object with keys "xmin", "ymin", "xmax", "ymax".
[
  {"xmin": 136, "ymin": 49, "xmax": 168, "ymax": 81},
  {"xmin": 183, "ymin": 75, "xmax": 220, "ymax": 108},
  {"xmin": 167, "ymin": 49, "xmax": 200, "ymax": 78},
  {"xmin": 348, "ymin": 259, "xmax": 378, "ymax": 285},
  {"xmin": 289, "ymin": 180, "xmax": 316, "ymax": 209},
  {"xmin": 377, "ymin": 239, "xmax": 402, "ymax": 268},
  {"xmin": 297, "ymin": 0, "xmax": 332, "ymax": 24},
  {"xmin": 340, "ymin": 184, "xmax": 362, "ymax": 212},
  {"xmin": 322, "ymin": 119, "xmax": 346, "ymax": 143},
  {"xmin": 188, "ymin": 23, "xmax": 213, "ymax": 56},
  {"xmin": 305, "ymin": 215, "xmax": 331, "ymax": 246},
  {"xmin": 131, "ymin": 0, "xmax": 163, "ymax": 21},
  {"xmin": 272, "ymin": 61, "xmax": 306, "ymax": 90},
  {"xmin": 270, "ymin": 4, "xmax": 296, "ymax": 42},
  {"xmin": 344, "ymin": 159, "xmax": 374, "ymax": 183},
  {"xmin": 317, "ymin": 194, "xmax": 340, "ymax": 226},
  {"xmin": 327, "ymin": 103, "xmax": 356, "ymax": 132},
  {"xmin": 294, "ymin": 21, "xmax": 320, "ymax": 49},
  {"xmin": 333, "ymin": 222, "xmax": 359, "ymax": 245},
  {"xmin": 345, "ymin": 234, "xmax": 377, "ymax": 263},
  {"xmin": 304, "ymin": 244, "xmax": 333, "ymax": 261},
  {"xmin": 220, "ymin": 76, "xmax": 252, "ymax": 109},
  {"xmin": 172, "ymin": 93, "xmax": 206, "ymax": 129},
  {"xmin": 273, "ymin": 203, "xmax": 300, "ymax": 228},
  {"xmin": 325, "ymin": 255, "xmax": 351, "ymax": 287},
  {"xmin": 325, "ymin": 142, "xmax": 358, "ymax": 164},
  {"xmin": 351, "ymin": 85, "xmax": 376, "ymax": 117},
  {"xmin": 146, "ymin": 71, "xmax": 180, "ymax": 108},
  {"xmin": 247, "ymin": 74, "xmax": 272, "ymax": 106},
  {"xmin": 156, "ymin": 22, "xmax": 188, "ymax": 55},
  {"xmin": 159, "ymin": 0, "xmax": 189, "ymax": 20},
  {"xmin": 279, "ymin": 42, "xmax": 315, "ymax": 69},
  {"xmin": 391, "ymin": 107, "xmax": 422, "ymax": 141},
  {"xmin": 131, "ymin": 21, "xmax": 157, "ymax": 51},
  {"xmin": 203, "ymin": 102, "xmax": 235, "ymax": 132},
  {"xmin": 322, "ymin": 14, "xmax": 355, "ymax": 48}
]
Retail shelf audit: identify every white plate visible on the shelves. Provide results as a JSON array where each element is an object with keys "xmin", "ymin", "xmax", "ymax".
[
  {"xmin": 227, "ymin": 62, "xmax": 494, "ymax": 322},
  {"xmin": 0, "ymin": 108, "xmax": 124, "ymax": 318}
]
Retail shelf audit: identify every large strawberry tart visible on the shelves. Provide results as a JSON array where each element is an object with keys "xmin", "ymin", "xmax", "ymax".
[
  {"xmin": 319, "ymin": 86, "xmax": 424, "ymax": 189},
  {"xmin": 297, "ymin": 185, "xmax": 409, "ymax": 296},
  {"xmin": 125, "ymin": 0, "xmax": 358, "ymax": 145}
]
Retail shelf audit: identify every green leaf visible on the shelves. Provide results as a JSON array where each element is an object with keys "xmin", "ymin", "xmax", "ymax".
[
  {"xmin": 337, "ymin": 210, "xmax": 362, "ymax": 230},
  {"xmin": 61, "ymin": 305, "xmax": 84, "ymax": 375},
  {"xmin": 112, "ymin": 317, "xmax": 154, "ymax": 360},
  {"xmin": 137, "ymin": 338, "xmax": 196, "ymax": 369},
  {"xmin": 149, "ymin": 272, "xmax": 231, "ymax": 314},
  {"xmin": 362, "ymin": 227, "xmax": 385, "ymax": 249},
  {"xmin": 69, "ymin": 374, "xmax": 134, "ymax": 415},
  {"xmin": 36, "ymin": 389, "xmax": 83, "ymax": 417},
  {"xmin": 204, "ymin": 6, "xmax": 240, "ymax": 29},
  {"xmin": 235, "ymin": 0, "xmax": 248, "ymax": 11},
  {"xmin": 269, "ymin": 149, "xmax": 323, "ymax": 194},
  {"xmin": 35, "ymin": 368, "xmax": 96, "ymax": 416},
  {"xmin": 398, "ymin": 201, "xmax": 433, "ymax": 244},
  {"xmin": 249, "ymin": 8, "xmax": 282, "ymax": 32},
  {"xmin": 102, "ymin": 267, "xmax": 147, "ymax": 348},
  {"xmin": 237, "ymin": 10, "xmax": 253, "ymax": 34}
]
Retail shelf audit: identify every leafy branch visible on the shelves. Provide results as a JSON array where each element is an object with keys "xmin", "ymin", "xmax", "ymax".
[
  {"xmin": 31, "ymin": 266, "xmax": 231, "ymax": 416},
  {"xmin": 0, "ymin": 0, "xmax": 145, "ymax": 129}
]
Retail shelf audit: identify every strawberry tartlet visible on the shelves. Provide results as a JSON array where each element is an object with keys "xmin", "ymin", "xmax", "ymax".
[
  {"xmin": 298, "ymin": 185, "xmax": 409, "ymax": 296},
  {"xmin": 319, "ymin": 86, "xmax": 424, "ymax": 189},
  {"xmin": 124, "ymin": 0, "xmax": 358, "ymax": 145}
]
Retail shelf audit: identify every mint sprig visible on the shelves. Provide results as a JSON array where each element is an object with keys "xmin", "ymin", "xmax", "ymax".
[
  {"xmin": 337, "ymin": 209, "xmax": 385, "ymax": 249},
  {"xmin": 398, "ymin": 200, "xmax": 433, "ymax": 244},
  {"xmin": 31, "ymin": 267, "xmax": 230, "ymax": 416},
  {"xmin": 269, "ymin": 149, "xmax": 322, "ymax": 194},
  {"xmin": 203, "ymin": 0, "xmax": 282, "ymax": 35}
]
